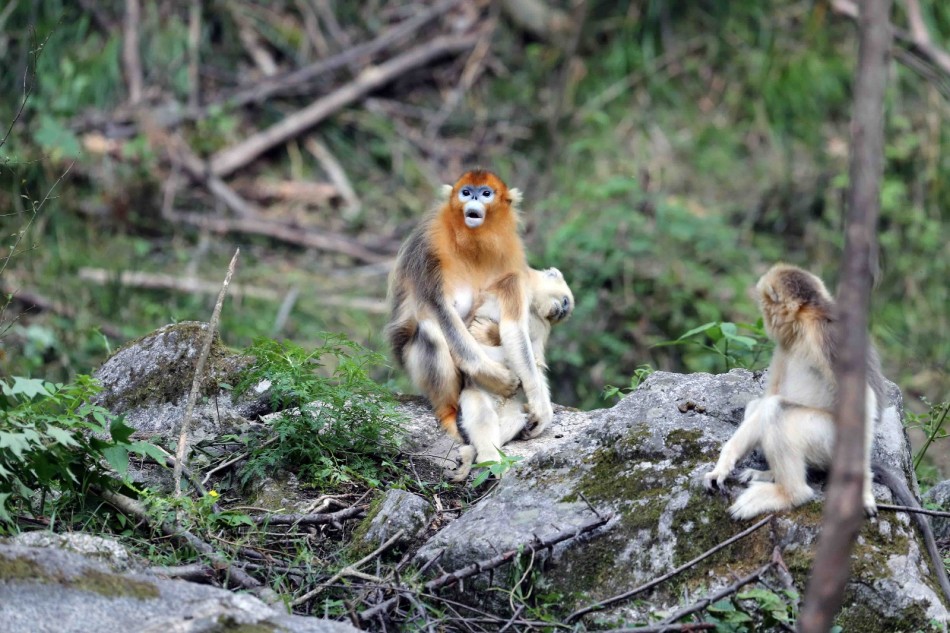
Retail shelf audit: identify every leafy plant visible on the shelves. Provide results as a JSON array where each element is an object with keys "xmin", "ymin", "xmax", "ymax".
[
  {"xmin": 604, "ymin": 364, "xmax": 655, "ymax": 401},
  {"xmin": 655, "ymin": 321, "xmax": 772, "ymax": 373},
  {"xmin": 236, "ymin": 335, "xmax": 405, "ymax": 490},
  {"xmin": 703, "ymin": 587, "xmax": 799, "ymax": 632},
  {"xmin": 470, "ymin": 447, "xmax": 524, "ymax": 487},
  {"xmin": 906, "ymin": 399, "xmax": 950, "ymax": 473},
  {"xmin": 0, "ymin": 374, "xmax": 162, "ymax": 527}
]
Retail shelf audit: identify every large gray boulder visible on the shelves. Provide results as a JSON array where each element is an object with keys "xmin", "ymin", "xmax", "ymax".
[
  {"xmin": 0, "ymin": 540, "xmax": 358, "ymax": 633},
  {"xmin": 409, "ymin": 369, "xmax": 948, "ymax": 630},
  {"xmin": 93, "ymin": 322, "xmax": 269, "ymax": 442}
]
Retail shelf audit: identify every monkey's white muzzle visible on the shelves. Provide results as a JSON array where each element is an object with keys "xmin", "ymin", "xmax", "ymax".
[{"xmin": 463, "ymin": 201, "xmax": 486, "ymax": 228}]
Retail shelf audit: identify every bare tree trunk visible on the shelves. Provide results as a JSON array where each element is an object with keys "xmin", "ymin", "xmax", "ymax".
[
  {"xmin": 797, "ymin": 1, "xmax": 892, "ymax": 631},
  {"xmin": 123, "ymin": 0, "xmax": 143, "ymax": 105}
]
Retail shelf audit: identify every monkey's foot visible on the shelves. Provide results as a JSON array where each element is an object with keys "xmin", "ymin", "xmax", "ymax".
[
  {"xmin": 474, "ymin": 362, "xmax": 520, "ymax": 398},
  {"xmin": 729, "ymin": 482, "xmax": 814, "ymax": 520},
  {"xmin": 864, "ymin": 492, "xmax": 878, "ymax": 518},
  {"xmin": 447, "ymin": 445, "xmax": 477, "ymax": 483}
]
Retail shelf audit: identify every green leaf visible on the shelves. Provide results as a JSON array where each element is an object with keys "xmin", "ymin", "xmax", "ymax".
[
  {"xmin": 6, "ymin": 377, "xmax": 52, "ymax": 400},
  {"xmin": 109, "ymin": 416, "xmax": 135, "ymax": 444},
  {"xmin": 128, "ymin": 441, "xmax": 166, "ymax": 464},
  {"xmin": 471, "ymin": 469, "xmax": 492, "ymax": 487},
  {"xmin": 102, "ymin": 445, "xmax": 130, "ymax": 476},
  {"xmin": 45, "ymin": 427, "xmax": 80, "ymax": 448},
  {"xmin": 675, "ymin": 321, "xmax": 719, "ymax": 341},
  {"xmin": 34, "ymin": 114, "xmax": 82, "ymax": 158},
  {"xmin": 0, "ymin": 432, "xmax": 31, "ymax": 460}
]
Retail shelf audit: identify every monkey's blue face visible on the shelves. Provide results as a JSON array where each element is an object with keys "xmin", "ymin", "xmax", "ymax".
[{"xmin": 458, "ymin": 185, "xmax": 495, "ymax": 228}]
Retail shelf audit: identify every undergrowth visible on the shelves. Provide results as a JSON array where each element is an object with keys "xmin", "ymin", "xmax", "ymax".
[{"xmin": 236, "ymin": 335, "xmax": 406, "ymax": 491}]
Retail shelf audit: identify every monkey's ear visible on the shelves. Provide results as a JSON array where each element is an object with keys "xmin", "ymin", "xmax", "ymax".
[
  {"xmin": 440, "ymin": 184, "xmax": 453, "ymax": 200},
  {"xmin": 507, "ymin": 188, "xmax": 523, "ymax": 208},
  {"xmin": 763, "ymin": 283, "xmax": 780, "ymax": 304}
]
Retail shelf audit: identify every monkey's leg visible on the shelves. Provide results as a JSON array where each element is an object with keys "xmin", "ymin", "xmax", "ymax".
[
  {"xmin": 404, "ymin": 320, "xmax": 463, "ymax": 440},
  {"xmin": 499, "ymin": 319, "xmax": 553, "ymax": 438},
  {"xmin": 729, "ymin": 406, "xmax": 833, "ymax": 520},
  {"xmin": 704, "ymin": 397, "xmax": 769, "ymax": 489},
  {"xmin": 457, "ymin": 387, "xmax": 503, "ymax": 465},
  {"xmin": 448, "ymin": 445, "xmax": 477, "ymax": 483},
  {"xmin": 498, "ymin": 396, "xmax": 528, "ymax": 446}
]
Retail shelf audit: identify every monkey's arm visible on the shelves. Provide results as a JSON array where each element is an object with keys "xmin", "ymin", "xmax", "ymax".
[{"xmin": 493, "ymin": 273, "xmax": 553, "ymax": 436}]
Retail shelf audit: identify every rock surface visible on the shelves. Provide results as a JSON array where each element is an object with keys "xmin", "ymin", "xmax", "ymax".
[
  {"xmin": 923, "ymin": 480, "xmax": 950, "ymax": 541},
  {"xmin": 409, "ymin": 369, "xmax": 948, "ymax": 630},
  {"xmin": 0, "ymin": 541, "xmax": 358, "ymax": 633},
  {"xmin": 93, "ymin": 321, "xmax": 269, "ymax": 442},
  {"xmin": 358, "ymin": 489, "xmax": 433, "ymax": 550}
]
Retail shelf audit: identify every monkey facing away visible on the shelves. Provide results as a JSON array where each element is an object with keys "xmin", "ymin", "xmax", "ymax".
[
  {"xmin": 450, "ymin": 267, "xmax": 574, "ymax": 482},
  {"xmin": 703, "ymin": 263, "xmax": 881, "ymax": 519},
  {"xmin": 703, "ymin": 263, "xmax": 950, "ymax": 602},
  {"xmin": 386, "ymin": 170, "xmax": 554, "ymax": 442}
]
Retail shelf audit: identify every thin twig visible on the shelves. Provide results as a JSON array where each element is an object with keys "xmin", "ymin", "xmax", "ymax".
[
  {"xmin": 568, "ymin": 514, "xmax": 773, "ymax": 622},
  {"xmin": 607, "ymin": 563, "xmax": 774, "ymax": 632},
  {"xmin": 292, "ymin": 529, "xmax": 406, "ymax": 607},
  {"xmin": 359, "ymin": 513, "xmax": 610, "ymax": 622},
  {"xmin": 252, "ymin": 504, "xmax": 365, "ymax": 527},
  {"xmin": 201, "ymin": 436, "xmax": 276, "ymax": 486},
  {"xmin": 878, "ymin": 503, "xmax": 950, "ymax": 518},
  {"xmin": 174, "ymin": 248, "xmax": 240, "ymax": 497}
]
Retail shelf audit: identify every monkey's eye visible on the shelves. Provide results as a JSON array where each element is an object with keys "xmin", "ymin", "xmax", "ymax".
[
  {"xmin": 459, "ymin": 188, "xmax": 473, "ymax": 200},
  {"xmin": 479, "ymin": 187, "xmax": 494, "ymax": 200}
]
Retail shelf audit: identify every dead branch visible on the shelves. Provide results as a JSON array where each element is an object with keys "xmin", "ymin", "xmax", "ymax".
[
  {"xmin": 359, "ymin": 513, "xmax": 610, "ymax": 622},
  {"xmin": 878, "ymin": 503, "xmax": 950, "ymax": 518},
  {"xmin": 174, "ymin": 249, "xmax": 240, "ymax": 497},
  {"xmin": 168, "ymin": 210, "xmax": 393, "ymax": 264},
  {"xmin": 210, "ymin": 33, "xmax": 480, "ymax": 177},
  {"xmin": 292, "ymin": 529, "xmax": 406, "ymax": 606},
  {"xmin": 568, "ymin": 514, "xmax": 773, "ymax": 623},
  {"xmin": 222, "ymin": 0, "xmax": 463, "ymax": 110},
  {"xmin": 608, "ymin": 562, "xmax": 774, "ymax": 633},
  {"xmin": 234, "ymin": 178, "xmax": 339, "ymax": 205},
  {"xmin": 78, "ymin": 267, "xmax": 281, "ymax": 300},
  {"xmin": 122, "ymin": 0, "xmax": 144, "ymax": 105},
  {"xmin": 230, "ymin": 4, "xmax": 279, "ymax": 77},
  {"xmin": 149, "ymin": 562, "xmax": 216, "ymax": 583},
  {"xmin": 252, "ymin": 504, "xmax": 365, "ymax": 527},
  {"xmin": 799, "ymin": 0, "xmax": 892, "ymax": 630},
  {"xmin": 96, "ymin": 487, "xmax": 271, "ymax": 598},
  {"xmin": 607, "ymin": 625, "xmax": 716, "ymax": 633}
]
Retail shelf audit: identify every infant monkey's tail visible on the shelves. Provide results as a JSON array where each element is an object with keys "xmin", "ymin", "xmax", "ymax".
[{"xmin": 873, "ymin": 464, "xmax": 950, "ymax": 604}]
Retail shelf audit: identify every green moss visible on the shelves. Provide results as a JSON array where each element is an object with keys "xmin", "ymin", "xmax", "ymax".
[
  {"xmin": 0, "ymin": 553, "xmax": 160, "ymax": 599},
  {"xmin": 665, "ymin": 429, "xmax": 707, "ymax": 461},
  {"xmin": 344, "ymin": 494, "xmax": 384, "ymax": 559},
  {"xmin": 837, "ymin": 596, "xmax": 933, "ymax": 633}
]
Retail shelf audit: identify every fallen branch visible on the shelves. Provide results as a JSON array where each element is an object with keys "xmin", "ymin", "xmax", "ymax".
[
  {"xmin": 878, "ymin": 503, "xmax": 950, "ymax": 518},
  {"xmin": 97, "ymin": 487, "xmax": 271, "ymax": 598},
  {"xmin": 568, "ymin": 514, "xmax": 773, "ymax": 622},
  {"xmin": 168, "ymin": 210, "xmax": 392, "ymax": 264},
  {"xmin": 149, "ymin": 562, "xmax": 215, "ymax": 582},
  {"xmin": 608, "ymin": 562, "xmax": 775, "ymax": 633},
  {"xmin": 252, "ymin": 504, "xmax": 365, "ymax": 527},
  {"xmin": 78, "ymin": 267, "xmax": 281, "ymax": 300},
  {"xmin": 221, "ymin": 0, "xmax": 464, "ymax": 110},
  {"xmin": 210, "ymin": 33, "xmax": 480, "ymax": 177},
  {"xmin": 304, "ymin": 138, "xmax": 361, "ymax": 220},
  {"xmin": 174, "ymin": 249, "xmax": 240, "ymax": 497},
  {"xmin": 359, "ymin": 513, "xmax": 610, "ymax": 621},
  {"xmin": 292, "ymin": 529, "xmax": 406, "ymax": 606}
]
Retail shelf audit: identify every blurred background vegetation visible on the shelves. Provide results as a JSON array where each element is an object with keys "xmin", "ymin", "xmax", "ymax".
[{"xmin": 0, "ymin": 1, "xmax": 946, "ymax": 470}]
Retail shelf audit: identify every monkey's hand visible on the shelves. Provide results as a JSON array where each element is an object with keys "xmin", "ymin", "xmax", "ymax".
[
  {"xmin": 703, "ymin": 466, "xmax": 731, "ymax": 491},
  {"xmin": 863, "ymin": 493, "xmax": 878, "ymax": 518},
  {"xmin": 468, "ymin": 359, "xmax": 519, "ymax": 397},
  {"xmin": 521, "ymin": 396, "xmax": 553, "ymax": 439}
]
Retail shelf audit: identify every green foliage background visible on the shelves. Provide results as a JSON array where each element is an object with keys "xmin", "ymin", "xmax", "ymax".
[{"xmin": 1, "ymin": 0, "xmax": 947, "ymax": 415}]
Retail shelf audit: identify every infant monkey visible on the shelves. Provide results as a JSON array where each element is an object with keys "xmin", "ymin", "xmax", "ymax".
[
  {"xmin": 449, "ymin": 267, "xmax": 573, "ymax": 482},
  {"xmin": 704, "ymin": 263, "xmax": 882, "ymax": 519}
]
